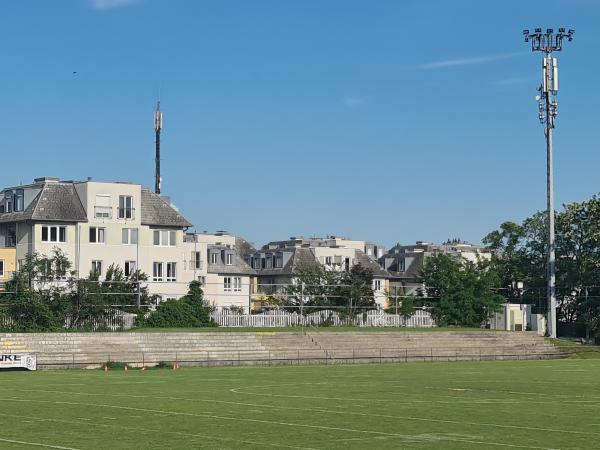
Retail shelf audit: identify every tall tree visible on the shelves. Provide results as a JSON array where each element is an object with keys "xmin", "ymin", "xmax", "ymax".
[{"xmin": 419, "ymin": 254, "xmax": 504, "ymax": 327}]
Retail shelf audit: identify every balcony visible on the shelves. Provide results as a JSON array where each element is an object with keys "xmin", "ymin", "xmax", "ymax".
[
  {"xmin": 94, "ymin": 206, "xmax": 113, "ymax": 219},
  {"xmin": 117, "ymin": 207, "xmax": 135, "ymax": 220}
]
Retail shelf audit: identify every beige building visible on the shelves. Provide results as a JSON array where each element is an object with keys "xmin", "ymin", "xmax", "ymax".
[
  {"xmin": 184, "ymin": 232, "xmax": 256, "ymax": 311},
  {"xmin": 0, "ymin": 177, "xmax": 193, "ymax": 301},
  {"xmin": 245, "ymin": 236, "xmax": 391, "ymax": 309}
]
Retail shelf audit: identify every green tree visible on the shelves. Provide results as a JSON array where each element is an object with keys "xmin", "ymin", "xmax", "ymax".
[
  {"xmin": 339, "ymin": 264, "xmax": 377, "ymax": 316},
  {"xmin": 137, "ymin": 281, "xmax": 215, "ymax": 328},
  {"xmin": 286, "ymin": 264, "xmax": 342, "ymax": 313},
  {"xmin": 419, "ymin": 254, "xmax": 504, "ymax": 327}
]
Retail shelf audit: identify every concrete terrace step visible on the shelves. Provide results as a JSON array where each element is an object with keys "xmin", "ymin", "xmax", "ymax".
[{"xmin": 0, "ymin": 330, "xmax": 564, "ymax": 370}]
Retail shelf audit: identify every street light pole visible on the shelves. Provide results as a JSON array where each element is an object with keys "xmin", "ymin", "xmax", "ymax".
[{"xmin": 523, "ymin": 27, "xmax": 574, "ymax": 338}]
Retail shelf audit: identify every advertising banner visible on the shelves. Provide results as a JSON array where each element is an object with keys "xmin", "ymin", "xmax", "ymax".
[{"xmin": 0, "ymin": 354, "xmax": 37, "ymax": 371}]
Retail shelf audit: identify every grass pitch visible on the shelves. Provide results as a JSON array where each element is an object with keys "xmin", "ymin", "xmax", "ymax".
[{"xmin": 0, "ymin": 359, "xmax": 598, "ymax": 449}]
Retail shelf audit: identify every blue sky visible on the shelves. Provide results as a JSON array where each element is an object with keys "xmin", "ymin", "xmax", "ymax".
[{"xmin": 1, "ymin": 0, "xmax": 598, "ymax": 249}]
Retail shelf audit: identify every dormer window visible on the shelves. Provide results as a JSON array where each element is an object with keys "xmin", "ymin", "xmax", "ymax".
[
  {"xmin": 225, "ymin": 253, "xmax": 233, "ymax": 265},
  {"xmin": 210, "ymin": 252, "xmax": 218, "ymax": 264},
  {"xmin": 4, "ymin": 192, "xmax": 12, "ymax": 213},
  {"xmin": 14, "ymin": 190, "xmax": 24, "ymax": 212}
]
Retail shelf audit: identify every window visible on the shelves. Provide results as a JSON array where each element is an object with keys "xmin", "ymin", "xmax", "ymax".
[
  {"xmin": 225, "ymin": 253, "xmax": 233, "ymax": 265},
  {"xmin": 94, "ymin": 195, "xmax": 111, "ymax": 219},
  {"xmin": 91, "ymin": 260, "xmax": 102, "ymax": 276},
  {"xmin": 198, "ymin": 276, "xmax": 206, "ymax": 285},
  {"xmin": 373, "ymin": 279, "xmax": 382, "ymax": 291},
  {"xmin": 193, "ymin": 251, "xmax": 202, "ymax": 269},
  {"xmin": 265, "ymin": 255, "xmax": 273, "ymax": 269},
  {"xmin": 118, "ymin": 195, "xmax": 134, "ymax": 219},
  {"xmin": 0, "ymin": 260, "xmax": 4, "ymax": 277},
  {"xmin": 89, "ymin": 227, "xmax": 105, "ymax": 244},
  {"xmin": 4, "ymin": 192, "xmax": 12, "ymax": 213},
  {"xmin": 325, "ymin": 256, "xmax": 332, "ymax": 265},
  {"xmin": 124, "ymin": 261, "xmax": 136, "ymax": 277},
  {"xmin": 122, "ymin": 228, "xmax": 138, "ymax": 245},
  {"xmin": 14, "ymin": 190, "xmax": 24, "ymax": 212},
  {"xmin": 210, "ymin": 252, "xmax": 218, "ymax": 264},
  {"xmin": 234, "ymin": 277, "xmax": 242, "ymax": 292},
  {"xmin": 153, "ymin": 262, "xmax": 163, "ymax": 281},
  {"xmin": 275, "ymin": 253, "xmax": 283, "ymax": 268},
  {"xmin": 153, "ymin": 230, "xmax": 176, "ymax": 246},
  {"xmin": 224, "ymin": 276, "xmax": 232, "ymax": 291},
  {"xmin": 166, "ymin": 262, "xmax": 177, "ymax": 282},
  {"xmin": 41, "ymin": 225, "xmax": 66, "ymax": 243}
]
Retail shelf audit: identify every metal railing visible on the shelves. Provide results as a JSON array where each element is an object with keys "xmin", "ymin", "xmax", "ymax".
[
  {"xmin": 93, "ymin": 206, "xmax": 113, "ymax": 219},
  {"xmin": 29, "ymin": 345, "xmax": 572, "ymax": 370},
  {"xmin": 117, "ymin": 207, "xmax": 135, "ymax": 220}
]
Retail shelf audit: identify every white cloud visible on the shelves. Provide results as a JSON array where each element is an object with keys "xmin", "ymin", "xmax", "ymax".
[
  {"xmin": 89, "ymin": 0, "xmax": 144, "ymax": 10},
  {"xmin": 344, "ymin": 96, "xmax": 367, "ymax": 108},
  {"xmin": 418, "ymin": 52, "xmax": 526, "ymax": 70}
]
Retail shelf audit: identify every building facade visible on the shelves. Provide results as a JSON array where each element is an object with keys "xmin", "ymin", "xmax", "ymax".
[
  {"xmin": 245, "ymin": 236, "xmax": 391, "ymax": 309},
  {"xmin": 379, "ymin": 240, "xmax": 492, "ymax": 298},
  {"xmin": 184, "ymin": 231, "xmax": 256, "ymax": 311},
  {"xmin": 0, "ymin": 177, "xmax": 193, "ymax": 301}
]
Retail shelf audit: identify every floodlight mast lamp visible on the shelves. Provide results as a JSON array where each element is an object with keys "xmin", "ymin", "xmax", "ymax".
[{"xmin": 523, "ymin": 27, "xmax": 574, "ymax": 338}]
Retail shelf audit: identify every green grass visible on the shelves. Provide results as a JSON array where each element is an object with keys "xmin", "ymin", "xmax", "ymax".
[
  {"xmin": 0, "ymin": 359, "xmax": 598, "ymax": 449},
  {"xmin": 547, "ymin": 338, "xmax": 600, "ymax": 359}
]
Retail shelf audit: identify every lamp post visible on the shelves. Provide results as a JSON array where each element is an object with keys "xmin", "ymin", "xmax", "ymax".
[{"xmin": 523, "ymin": 27, "xmax": 574, "ymax": 338}]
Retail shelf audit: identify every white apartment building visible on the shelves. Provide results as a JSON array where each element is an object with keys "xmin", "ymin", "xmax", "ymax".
[
  {"xmin": 184, "ymin": 232, "xmax": 256, "ymax": 311},
  {"xmin": 0, "ymin": 177, "xmax": 194, "ymax": 301}
]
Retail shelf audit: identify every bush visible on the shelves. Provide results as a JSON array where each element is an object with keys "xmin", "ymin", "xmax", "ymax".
[{"xmin": 136, "ymin": 281, "xmax": 215, "ymax": 328}]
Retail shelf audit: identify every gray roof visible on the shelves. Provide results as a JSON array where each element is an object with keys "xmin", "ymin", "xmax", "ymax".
[
  {"xmin": 0, "ymin": 183, "xmax": 87, "ymax": 224},
  {"xmin": 207, "ymin": 252, "xmax": 257, "ymax": 276},
  {"xmin": 140, "ymin": 189, "xmax": 192, "ymax": 228},
  {"xmin": 252, "ymin": 247, "xmax": 322, "ymax": 277},
  {"xmin": 235, "ymin": 236, "xmax": 256, "ymax": 257},
  {"xmin": 353, "ymin": 250, "xmax": 392, "ymax": 279}
]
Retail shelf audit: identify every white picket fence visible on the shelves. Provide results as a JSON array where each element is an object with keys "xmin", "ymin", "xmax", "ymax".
[
  {"xmin": 1, "ymin": 308, "xmax": 434, "ymax": 330},
  {"xmin": 209, "ymin": 309, "xmax": 435, "ymax": 328}
]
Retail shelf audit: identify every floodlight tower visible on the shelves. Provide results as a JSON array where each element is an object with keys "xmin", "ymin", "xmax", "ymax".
[
  {"xmin": 154, "ymin": 101, "xmax": 163, "ymax": 195},
  {"xmin": 523, "ymin": 27, "xmax": 574, "ymax": 338}
]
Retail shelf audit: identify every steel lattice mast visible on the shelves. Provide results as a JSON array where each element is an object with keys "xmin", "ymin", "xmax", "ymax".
[{"xmin": 523, "ymin": 27, "xmax": 574, "ymax": 338}]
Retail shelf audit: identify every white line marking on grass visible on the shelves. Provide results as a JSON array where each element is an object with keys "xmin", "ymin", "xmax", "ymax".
[
  {"xmin": 0, "ymin": 407, "xmax": 556, "ymax": 450},
  {"xmin": 0, "ymin": 437, "xmax": 81, "ymax": 450},
  {"xmin": 0, "ymin": 412, "xmax": 320, "ymax": 450},
  {"xmin": 0, "ymin": 395, "xmax": 593, "ymax": 443},
  {"xmin": 333, "ymin": 433, "xmax": 558, "ymax": 450}
]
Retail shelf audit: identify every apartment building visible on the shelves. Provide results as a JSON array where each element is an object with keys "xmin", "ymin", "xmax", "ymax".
[
  {"xmin": 184, "ymin": 231, "xmax": 256, "ymax": 311},
  {"xmin": 379, "ymin": 240, "xmax": 492, "ymax": 297},
  {"xmin": 0, "ymin": 177, "xmax": 193, "ymax": 301},
  {"xmin": 245, "ymin": 236, "xmax": 391, "ymax": 308}
]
